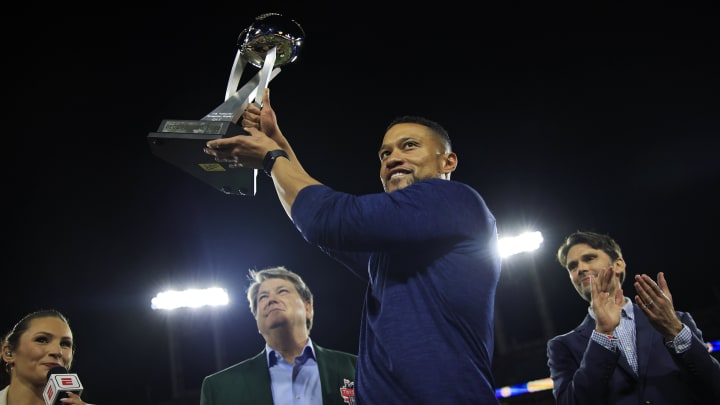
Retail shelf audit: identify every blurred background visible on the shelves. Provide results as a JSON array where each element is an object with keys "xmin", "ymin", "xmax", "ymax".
[{"xmin": 4, "ymin": 4, "xmax": 719, "ymax": 404}]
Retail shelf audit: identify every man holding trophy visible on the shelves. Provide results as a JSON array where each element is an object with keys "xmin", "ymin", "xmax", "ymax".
[
  {"xmin": 206, "ymin": 63, "xmax": 501, "ymax": 405},
  {"xmin": 153, "ymin": 11, "xmax": 503, "ymax": 404}
]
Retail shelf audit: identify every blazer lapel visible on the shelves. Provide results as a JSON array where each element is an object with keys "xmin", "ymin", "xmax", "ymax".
[
  {"xmin": 616, "ymin": 348, "xmax": 637, "ymax": 378},
  {"xmin": 246, "ymin": 350, "xmax": 275, "ymax": 404},
  {"xmin": 576, "ymin": 315, "xmax": 595, "ymax": 339},
  {"xmin": 314, "ymin": 343, "xmax": 356, "ymax": 405},
  {"xmin": 633, "ymin": 304, "xmax": 655, "ymax": 377}
]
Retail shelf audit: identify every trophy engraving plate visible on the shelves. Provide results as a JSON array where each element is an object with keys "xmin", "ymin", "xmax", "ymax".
[{"xmin": 158, "ymin": 120, "xmax": 230, "ymax": 135}]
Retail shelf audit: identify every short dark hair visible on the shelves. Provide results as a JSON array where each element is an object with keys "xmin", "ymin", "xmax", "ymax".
[
  {"xmin": 246, "ymin": 266, "xmax": 315, "ymax": 332},
  {"xmin": 386, "ymin": 115, "xmax": 452, "ymax": 152},
  {"xmin": 557, "ymin": 231, "xmax": 623, "ymax": 268}
]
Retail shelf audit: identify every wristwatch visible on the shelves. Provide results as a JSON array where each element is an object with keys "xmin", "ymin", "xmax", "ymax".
[{"xmin": 262, "ymin": 149, "xmax": 290, "ymax": 177}]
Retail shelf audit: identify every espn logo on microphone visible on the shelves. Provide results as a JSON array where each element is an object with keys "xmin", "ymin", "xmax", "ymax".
[{"xmin": 43, "ymin": 373, "xmax": 83, "ymax": 405}]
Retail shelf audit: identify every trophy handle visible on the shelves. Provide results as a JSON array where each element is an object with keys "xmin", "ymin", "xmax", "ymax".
[
  {"xmin": 252, "ymin": 46, "xmax": 276, "ymax": 108},
  {"xmin": 225, "ymin": 49, "xmax": 247, "ymax": 101},
  {"xmin": 202, "ymin": 48, "xmax": 280, "ymax": 124}
]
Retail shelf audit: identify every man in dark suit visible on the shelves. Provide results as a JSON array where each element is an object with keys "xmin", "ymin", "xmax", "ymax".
[
  {"xmin": 200, "ymin": 266, "xmax": 357, "ymax": 405},
  {"xmin": 547, "ymin": 231, "xmax": 720, "ymax": 405}
]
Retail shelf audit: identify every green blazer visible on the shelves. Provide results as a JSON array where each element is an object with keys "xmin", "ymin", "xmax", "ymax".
[{"xmin": 200, "ymin": 341, "xmax": 357, "ymax": 405}]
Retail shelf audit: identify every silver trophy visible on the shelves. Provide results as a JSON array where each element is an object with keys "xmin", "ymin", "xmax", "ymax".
[{"xmin": 148, "ymin": 13, "xmax": 304, "ymax": 196}]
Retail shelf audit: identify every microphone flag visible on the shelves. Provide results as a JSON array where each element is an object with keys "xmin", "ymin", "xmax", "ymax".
[{"xmin": 43, "ymin": 366, "xmax": 83, "ymax": 405}]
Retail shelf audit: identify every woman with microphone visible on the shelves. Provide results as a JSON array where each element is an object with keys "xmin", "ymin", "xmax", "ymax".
[{"xmin": 0, "ymin": 309, "xmax": 92, "ymax": 405}]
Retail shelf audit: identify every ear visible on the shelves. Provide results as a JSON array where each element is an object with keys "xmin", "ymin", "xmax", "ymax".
[
  {"xmin": 441, "ymin": 152, "xmax": 458, "ymax": 174},
  {"xmin": 614, "ymin": 257, "xmax": 627, "ymax": 283},
  {"xmin": 1, "ymin": 346, "xmax": 12, "ymax": 363},
  {"xmin": 305, "ymin": 301, "xmax": 314, "ymax": 324}
]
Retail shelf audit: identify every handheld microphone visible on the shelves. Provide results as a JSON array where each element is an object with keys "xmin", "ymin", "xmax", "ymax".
[{"xmin": 43, "ymin": 366, "xmax": 83, "ymax": 405}]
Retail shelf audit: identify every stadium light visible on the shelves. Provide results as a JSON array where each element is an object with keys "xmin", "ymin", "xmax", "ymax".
[
  {"xmin": 151, "ymin": 287, "xmax": 229, "ymax": 310},
  {"xmin": 498, "ymin": 231, "xmax": 544, "ymax": 258},
  {"xmin": 152, "ymin": 286, "xmax": 229, "ymax": 398}
]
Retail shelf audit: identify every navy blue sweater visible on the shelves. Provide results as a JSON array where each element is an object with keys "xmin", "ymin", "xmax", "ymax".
[{"xmin": 292, "ymin": 178, "xmax": 502, "ymax": 404}]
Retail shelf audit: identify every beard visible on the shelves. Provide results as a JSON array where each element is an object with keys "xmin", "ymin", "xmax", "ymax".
[
  {"xmin": 576, "ymin": 285, "xmax": 592, "ymax": 302},
  {"xmin": 383, "ymin": 173, "xmax": 417, "ymax": 192}
]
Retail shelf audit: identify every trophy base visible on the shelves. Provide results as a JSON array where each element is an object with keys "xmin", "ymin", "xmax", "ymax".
[{"xmin": 148, "ymin": 120, "xmax": 257, "ymax": 196}]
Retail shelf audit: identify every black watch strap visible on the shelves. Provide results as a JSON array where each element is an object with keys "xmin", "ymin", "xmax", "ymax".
[{"xmin": 262, "ymin": 149, "xmax": 290, "ymax": 177}]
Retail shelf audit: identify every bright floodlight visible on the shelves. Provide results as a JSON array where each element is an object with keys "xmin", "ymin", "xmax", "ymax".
[
  {"xmin": 498, "ymin": 231, "xmax": 543, "ymax": 258},
  {"xmin": 151, "ymin": 287, "xmax": 229, "ymax": 310}
]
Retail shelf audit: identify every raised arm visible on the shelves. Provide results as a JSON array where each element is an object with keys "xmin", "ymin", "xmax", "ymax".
[{"xmin": 204, "ymin": 88, "xmax": 321, "ymax": 217}]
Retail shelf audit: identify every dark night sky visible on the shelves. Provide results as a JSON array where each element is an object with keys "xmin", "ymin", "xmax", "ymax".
[{"xmin": 4, "ymin": 5, "xmax": 720, "ymax": 404}]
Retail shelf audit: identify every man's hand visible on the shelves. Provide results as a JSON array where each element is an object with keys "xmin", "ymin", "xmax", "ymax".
[
  {"xmin": 635, "ymin": 272, "xmax": 683, "ymax": 340},
  {"xmin": 204, "ymin": 89, "xmax": 290, "ymax": 168},
  {"xmin": 592, "ymin": 265, "xmax": 624, "ymax": 335},
  {"xmin": 242, "ymin": 89, "xmax": 278, "ymax": 138},
  {"xmin": 240, "ymin": 88, "xmax": 297, "ymax": 162}
]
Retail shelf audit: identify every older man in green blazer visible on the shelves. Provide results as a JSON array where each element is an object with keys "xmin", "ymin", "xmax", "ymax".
[{"xmin": 200, "ymin": 266, "xmax": 357, "ymax": 405}]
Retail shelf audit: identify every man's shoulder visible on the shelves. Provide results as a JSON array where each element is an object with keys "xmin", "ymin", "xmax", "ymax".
[
  {"xmin": 313, "ymin": 343, "xmax": 357, "ymax": 359},
  {"xmin": 548, "ymin": 317, "xmax": 593, "ymax": 345},
  {"xmin": 548, "ymin": 329, "xmax": 580, "ymax": 344},
  {"xmin": 414, "ymin": 179, "xmax": 485, "ymax": 202},
  {"xmin": 204, "ymin": 350, "xmax": 267, "ymax": 381},
  {"xmin": 424, "ymin": 178, "xmax": 475, "ymax": 190}
]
